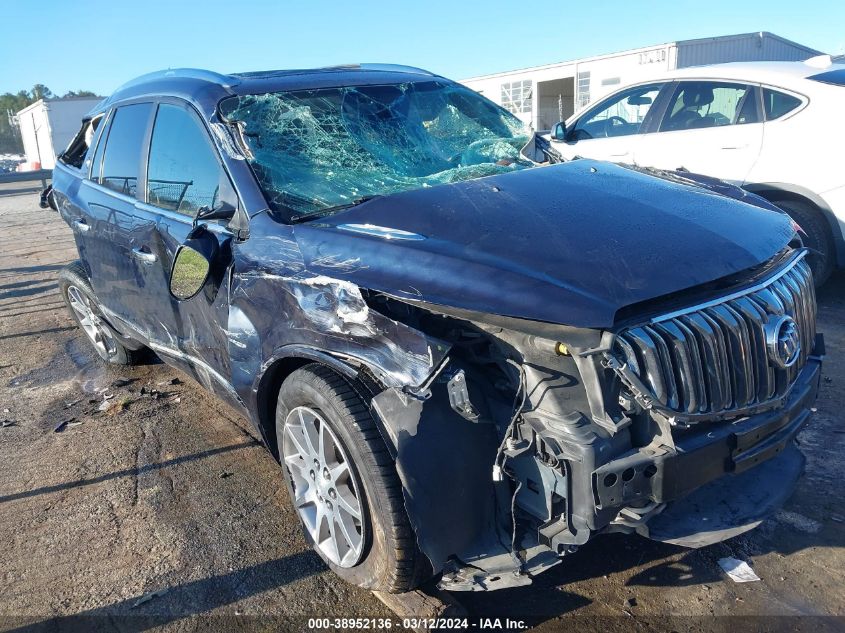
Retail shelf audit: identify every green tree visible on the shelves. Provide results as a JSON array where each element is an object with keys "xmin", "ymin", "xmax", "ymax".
[
  {"xmin": 63, "ymin": 90, "xmax": 98, "ymax": 98},
  {"xmin": 29, "ymin": 84, "xmax": 53, "ymax": 101}
]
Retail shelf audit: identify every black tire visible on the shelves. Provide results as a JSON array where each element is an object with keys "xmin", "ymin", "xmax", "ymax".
[
  {"xmin": 774, "ymin": 198, "xmax": 835, "ymax": 286},
  {"xmin": 58, "ymin": 261, "xmax": 146, "ymax": 365},
  {"xmin": 275, "ymin": 364, "xmax": 423, "ymax": 593}
]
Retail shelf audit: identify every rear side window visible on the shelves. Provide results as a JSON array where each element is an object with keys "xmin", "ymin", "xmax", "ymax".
[
  {"xmin": 99, "ymin": 103, "xmax": 153, "ymax": 197},
  {"xmin": 808, "ymin": 68, "xmax": 845, "ymax": 86},
  {"xmin": 762, "ymin": 88, "xmax": 803, "ymax": 120},
  {"xmin": 60, "ymin": 115, "xmax": 104, "ymax": 169},
  {"xmin": 661, "ymin": 82, "xmax": 758, "ymax": 131},
  {"xmin": 89, "ymin": 114, "xmax": 109, "ymax": 182},
  {"xmin": 146, "ymin": 104, "xmax": 225, "ymax": 215}
]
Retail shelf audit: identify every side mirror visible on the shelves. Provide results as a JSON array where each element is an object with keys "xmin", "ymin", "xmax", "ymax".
[
  {"xmin": 169, "ymin": 226, "xmax": 218, "ymax": 301},
  {"xmin": 551, "ymin": 122, "xmax": 567, "ymax": 142}
]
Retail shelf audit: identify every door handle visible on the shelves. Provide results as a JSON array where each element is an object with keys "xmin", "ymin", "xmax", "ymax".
[
  {"xmin": 131, "ymin": 247, "xmax": 158, "ymax": 264},
  {"xmin": 721, "ymin": 145, "xmax": 749, "ymax": 150},
  {"xmin": 72, "ymin": 218, "xmax": 90, "ymax": 233}
]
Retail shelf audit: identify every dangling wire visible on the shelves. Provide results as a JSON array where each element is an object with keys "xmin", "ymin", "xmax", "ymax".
[
  {"xmin": 491, "ymin": 359, "xmax": 528, "ymax": 569},
  {"xmin": 493, "ymin": 359, "xmax": 527, "ymax": 479}
]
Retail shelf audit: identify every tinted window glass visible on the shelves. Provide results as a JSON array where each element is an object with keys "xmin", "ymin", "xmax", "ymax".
[
  {"xmin": 146, "ymin": 104, "xmax": 223, "ymax": 215},
  {"xmin": 762, "ymin": 88, "xmax": 802, "ymax": 120},
  {"xmin": 808, "ymin": 68, "xmax": 845, "ymax": 86},
  {"xmin": 661, "ymin": 82, "xmax": 758, "ymax": 131},
  {"xmin": 100, "ymin": 103, "xmax": 153, "ymax": 196},
  {"xmin": 572, "ymin": 84, "xmax": 662, "ymax": 140},
  {"xmin": 89, "ymin": 114, "xmax": 110, "ymax": 181}
]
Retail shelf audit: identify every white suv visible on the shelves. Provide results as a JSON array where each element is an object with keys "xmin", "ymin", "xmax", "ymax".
[{"xmin": 550, "ymin": 57, "xmax": 845, "ymax": 285}]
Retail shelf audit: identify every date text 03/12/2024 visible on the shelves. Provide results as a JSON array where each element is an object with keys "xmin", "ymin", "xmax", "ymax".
[{"xmin": 307, "ymin": 618, "xmax": 528, "ymax": 630}]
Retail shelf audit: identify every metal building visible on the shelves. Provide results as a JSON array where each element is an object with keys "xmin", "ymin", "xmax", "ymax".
[
  {"xmin": 16, "ymin": 97, "xmax": 102, "ymax": 170},
  {"xmin": 461, "ymin": 32, "xmax": 821, "ymax": 132}
]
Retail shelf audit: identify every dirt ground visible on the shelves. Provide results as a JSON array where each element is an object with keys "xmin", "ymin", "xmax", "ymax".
[{"xmin": 1, "ymin": 190, "xmax": 843, "ymax": 632}]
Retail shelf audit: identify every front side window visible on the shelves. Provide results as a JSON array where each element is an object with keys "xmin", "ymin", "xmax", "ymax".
[
  {"xmin": 146, "ymin": 104, "xmax": 225, "ymax": 215},
  {"xmin": 220, "ymin": 81, "xmax": 532, "ymax": 218},
  {"xmin": 99, "ymin": 103, "xmax": 153, "ymax": 196},
  {"xmin": 762, "ymin": 88, "xmax": 803, "ymax": 120},
  {"xmin": 661, "ymin": 82, "xmax": 758, "ymax": 132},
  {"xmin": 571, "ymin": 84, "xmax": 662, "ymax": 140}
]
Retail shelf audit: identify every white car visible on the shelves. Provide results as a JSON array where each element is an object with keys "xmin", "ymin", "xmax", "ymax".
[{"xmin": 550, "ymin": 57, "xmax": 845, "ymax": 285}]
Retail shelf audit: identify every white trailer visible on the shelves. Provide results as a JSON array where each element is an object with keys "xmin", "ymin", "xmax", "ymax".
[
  {"xmin": 462, "ymin": 32, "xmax": 821, "ymax": 132},
  {"xmin": 16, "ymin": 97, "xmax": 101, "ymax": 170}
]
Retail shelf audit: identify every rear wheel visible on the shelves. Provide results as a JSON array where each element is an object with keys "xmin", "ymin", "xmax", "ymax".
[
  {"xmin": 774, "ymin": 198, "xmax": 835, "ymax": 286},
  {"xmin": 58, "ymin": 261, "xmax": 145, "ymax": 365},
  {"xmin": 275, "ymin": 364, "xmax": 423, "ymax": 592}
]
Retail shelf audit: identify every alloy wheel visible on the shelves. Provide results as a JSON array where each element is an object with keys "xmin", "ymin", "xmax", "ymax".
[
  {"xmin": 282, "ymin": 405, "xmax": 365, "ymax": 568},
  {"xmin": 66, "ymin": 285, "xmax": 116, "ymax": 359}
]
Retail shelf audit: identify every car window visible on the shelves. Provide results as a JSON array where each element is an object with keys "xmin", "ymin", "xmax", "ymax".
[
  {"xmin": 661, "ymin": 82, "xmax": 758, "ymax": 132},
  {"xmin": 807, "ymin": 68, "xmax": 845, "ymax": 86},
  {"xmin": 99, "ymin": 103, "xmax": 153, "ymax": 196},
  {"xmin": 571, "ymin": 84, "xmax": 663, "ymax": 140},
  {"xmin": 146, "ymin": 104, "xmax": 224, "ymax": 215},
  {"xmin": 60, "ymin": 115, "xmax": 104, "ymax": 170},
  {"xmin": 89, "ymin": 114, "xmax": 110, "ymax": 181},
  {"xmin": 762, "ymin": 88, "xmax": 803, "ymax": 120}
]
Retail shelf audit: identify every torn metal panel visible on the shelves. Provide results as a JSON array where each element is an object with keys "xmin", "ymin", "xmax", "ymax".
[
  {"xmin": 229, "ymin": 216, "xmax": 450, "ymax": 401},
  {"xmin": 232, "ymin": 270, "xmax": 447, "ymax": 391}
]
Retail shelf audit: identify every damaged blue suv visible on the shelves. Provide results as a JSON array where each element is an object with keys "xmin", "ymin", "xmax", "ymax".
[{"xmin": 47, "ymin": 65, "xmax": 823, "ymax": 593}]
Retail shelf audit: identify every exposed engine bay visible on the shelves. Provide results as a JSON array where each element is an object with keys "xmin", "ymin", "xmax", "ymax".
[{"xmin": 358, "ymin": 249, "xmax": 822, "ymax": 591}]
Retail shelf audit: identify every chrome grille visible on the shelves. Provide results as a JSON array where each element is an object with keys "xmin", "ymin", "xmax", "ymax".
[{"xmin": 616, "ymin": 253, "xmax": 816, "ymax": 416}]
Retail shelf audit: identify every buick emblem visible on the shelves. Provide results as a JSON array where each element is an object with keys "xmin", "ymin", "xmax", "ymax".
[{"xmin": 765, "ymin": 315, "xmax": 801, "ymax": 369}]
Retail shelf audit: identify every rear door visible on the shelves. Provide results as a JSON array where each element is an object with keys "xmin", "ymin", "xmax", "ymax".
[
  {"xmin": 551, "ymin": 83, "xmax": 667, "ymax": 162},
  {"xmin": 75, "ymin": 102, "xmax": 157, "ymax": 327},
  {"xmin": 130, "ymin": 99, "xmax": 238, "ymax": 393},
  {"xmin": 633, "ymin": 80, "xmax": 764, "ymax": 184}
]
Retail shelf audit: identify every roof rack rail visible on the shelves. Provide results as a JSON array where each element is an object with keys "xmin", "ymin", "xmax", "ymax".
[
  {"xmin": 358, "ymin": 63, "xmax": 436, "ymax": 76},
  {"xmin": 114, "ymin": 68, "xmax": 240, "ymax": 93}
]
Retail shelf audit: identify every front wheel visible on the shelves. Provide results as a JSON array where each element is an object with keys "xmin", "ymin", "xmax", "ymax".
[{"xmin": 275, "ymin": 364, "xmax": 424, "ymax": 592}]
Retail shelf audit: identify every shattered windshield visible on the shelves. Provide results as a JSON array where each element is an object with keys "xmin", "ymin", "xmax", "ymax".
[{"xmin": 220, "ymin": 81, "xmax": 533, "ymax": 218}]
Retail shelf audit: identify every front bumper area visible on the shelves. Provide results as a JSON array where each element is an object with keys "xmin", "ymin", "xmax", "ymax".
[{"xmin": 594, "ymin": 335, "xmax": 823, "ymax": 545}]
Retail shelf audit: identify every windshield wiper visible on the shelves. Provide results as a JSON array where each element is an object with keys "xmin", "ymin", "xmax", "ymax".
[{"xmin": 290, "ymin": 195, "xmax": 381, "ymax": 224}]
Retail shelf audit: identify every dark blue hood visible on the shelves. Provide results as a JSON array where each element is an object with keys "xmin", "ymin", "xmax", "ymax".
[{"xmin": 291, "ymin": 160, "xmax": 795, "ymax": 328}]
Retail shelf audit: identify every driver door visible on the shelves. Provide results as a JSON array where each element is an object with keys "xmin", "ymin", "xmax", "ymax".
[
  {"xmin": 552, "ymin": 83, "xmax": 667, "ymax": 163},
  {"xmin": 131, "ymin": 99, "xmax": 239, "ymax": 399}
]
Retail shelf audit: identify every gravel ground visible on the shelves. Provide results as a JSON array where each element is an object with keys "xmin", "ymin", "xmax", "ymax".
[{"xmin": 1, "ymin": 192, "xmax": 843, "ymax": 632}]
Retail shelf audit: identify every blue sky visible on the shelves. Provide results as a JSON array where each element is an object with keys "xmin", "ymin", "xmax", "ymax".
[{"xmin": 2, "ymin": 0, "xmax": 842, "ymax": 96}]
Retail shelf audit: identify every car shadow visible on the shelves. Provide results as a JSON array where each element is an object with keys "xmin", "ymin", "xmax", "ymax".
[
  {"xmin": 4, "ymin": 550, "xmax": 327, "ymax": 633},
  {"xmin": 0, "ymin": 440, "xmax": 259, "ymax": 504}
]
